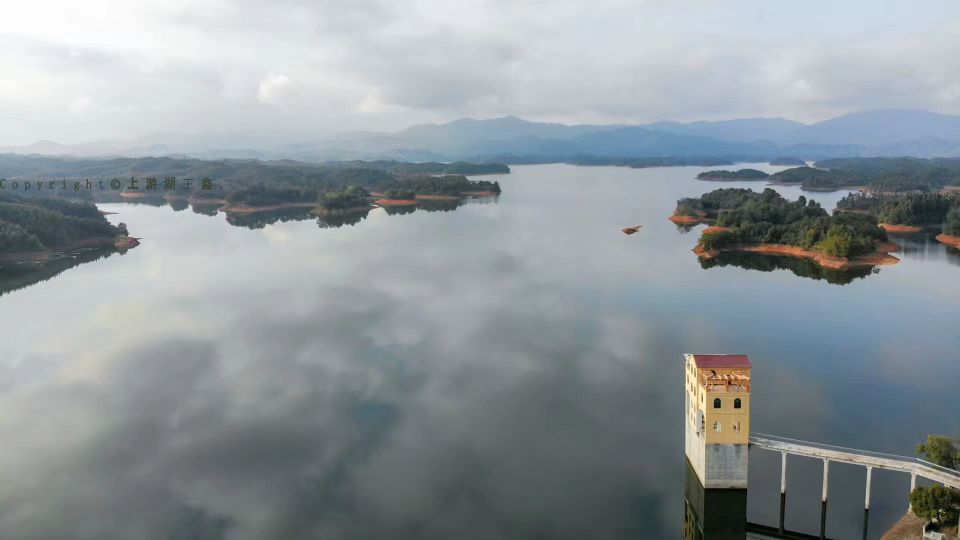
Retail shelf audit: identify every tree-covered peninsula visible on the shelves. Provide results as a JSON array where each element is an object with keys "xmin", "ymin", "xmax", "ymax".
[
  {"xmin": 0, "ymin": 154, "xmax": 506, "ymax": 206},
  {"xmin": 836, "ymin": 191, "xmax": 960, "ymax": 246},
  {"xmin": 0, "ymin": 193, "xmax": 135, "ymax": 258},
  {"xmin": 696, "ymin": 169, "xmax": 769, "ymax": 180},
  {"xmin": 674, "ymin": 188, "xmax": 897, "ymax": 269},
  {"xmin": 770, "ymin": 157, "xmax": 960, "ymax": 192},
  {"xmin": 380, "ymin": 175, "xmax": 501, "ymax": 197}
]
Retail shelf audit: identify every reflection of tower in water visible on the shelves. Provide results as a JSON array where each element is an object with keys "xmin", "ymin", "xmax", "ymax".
[{"xmin": 684, "ymin": 458, "xmax": 747, "ymax": 540}]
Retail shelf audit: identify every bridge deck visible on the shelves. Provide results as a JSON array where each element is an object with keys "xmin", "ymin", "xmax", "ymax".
[{"xmin": 750, "ymin": 433, "xmax": 960, "ymax": 489}]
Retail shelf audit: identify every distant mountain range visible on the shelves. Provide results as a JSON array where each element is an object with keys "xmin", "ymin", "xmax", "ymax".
[{"xmin": 4, "ymin": 109, "xmax": 960, "ymax": 163}]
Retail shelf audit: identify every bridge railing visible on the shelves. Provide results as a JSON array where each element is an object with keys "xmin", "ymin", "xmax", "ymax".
[
  {"xmin": 752, "ymin": 433, "xmax": 916, "ymax": 463},
  {"xmin": 750, "ymin": 432, "xmax": 960, "ymax": 488}
]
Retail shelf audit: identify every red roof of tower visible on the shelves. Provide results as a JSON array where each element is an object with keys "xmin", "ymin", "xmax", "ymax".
[{"xmin": 691, "ymin": 354, "xmax": 751, "ymax": 369}]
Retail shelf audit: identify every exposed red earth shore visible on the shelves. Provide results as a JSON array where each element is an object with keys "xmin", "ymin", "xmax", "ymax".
[
  {"xmin": 701, "ymin": 226, "xmax": 731, "ymax": 234},
  {"xmin": 376, "ymin": 199, "xmax": 418, "ymax": 206},
  {"xmin": 668, "ymin": 213, "xmax": 709, "ymax": 225},
  {"xmin": 881, "ymin": 512, "xmax": 957, "ymax": 540},
  {"xmin": 937, "ymin": 233, "xmax": 960, "ymax": 249},
  {"xmin": 694, "ymin": 242, "xmax": 900, "ymax": 270},
  {"xmin": 114, "ymin": 236, "xmax": 140, "ymax": 249},
  {"xmin": 622, "ymin": 225, "xmax": 642, "ymax": 235},
  {"xmin": 414, "ymin": 194, "xmax": 462, "ymax": 201},
  {"xmin": 880, "ymin": 223, "xmax": 924, "ymax": 233}
]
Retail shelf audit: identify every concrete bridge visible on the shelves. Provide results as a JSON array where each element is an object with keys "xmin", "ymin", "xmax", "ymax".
[{"xmin": 749, "ymin": 433, "xmax": 960, "ymax": 540}]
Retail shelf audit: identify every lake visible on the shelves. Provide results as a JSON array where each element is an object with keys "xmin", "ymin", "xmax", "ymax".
[{"xmin": 0, "ymin": 163, "xmax": 957, "ymax": 539}]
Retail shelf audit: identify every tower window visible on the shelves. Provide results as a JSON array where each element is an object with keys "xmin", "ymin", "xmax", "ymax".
[
  {"xmin": 713, "ymin": 421, "xmax": 721, "ymax": 433},
  {"xmin": 734, "ymin": 398, "xmax": 742, "ymax": 409},
  {"xmin": 713, "ymin": 398, "xmax": 721, "ymax": 409},
  {"xmin": 733, "ymin": 421, "xmax": 741, "ymax": 432}
]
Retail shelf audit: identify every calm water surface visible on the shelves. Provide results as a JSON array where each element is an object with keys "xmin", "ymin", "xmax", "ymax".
[{"xmin": 0, "ymin": 164, "xmax": 958, "ymax": 539}]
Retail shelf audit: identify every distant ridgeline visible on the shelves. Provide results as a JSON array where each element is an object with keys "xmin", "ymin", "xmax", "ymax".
[
  {"xmin": 675, "ymin": 188, "xmax": 890, "ymax": 261},
  {"xmin": 324, "ymin": 160, "xmax": 509, "ymax": 175},
  {"xmin": 769, "ymin": 157, "xmax": 806, "ymax": 166},
  {"xmin": 837, "ymin": 191, "xmax": 960, "ymax": 235},
  {"xmin": 472, "ymin": 155, "xmax": 736, "ymax": 167},
  {"xmin": 0, "ymin": 192, "xmax": 130, "ymax": 255},
  {"xmin": 770, "ymin": 157, "xmax": 960, "ymax": 192},
  {"xmin": 0, "ymin": 154, "xmax": 504, "ymax": 208},
  {"xmin": 696, "ymin": 169, "xmax": 769, "ymax": 180}
]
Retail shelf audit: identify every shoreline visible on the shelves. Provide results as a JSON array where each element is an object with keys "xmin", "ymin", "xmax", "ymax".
[
  {"xmin": 695, "ymin": 242, "xmax": 900, "ymax": 271},
  {"xmin": 937, "ymin": 233, "xmax": 960, "ymax": 249},
  {"xmin": 0, "ymin": 236, "xmax": 132, "ymax": 263},
  {"xmin": 668, "ymin": 213, "xmax": 710, "ymax": 225},
  {"xmin": 414, "ymin": 194, "xmax": 462, "ymax": 201},
  {"xmin": 313, "ymin": 205, "xmax": 373, "ymax": 216},
  {"xmin": 766, "ymin": 180, "xmax": 867, "ymax": 193},
  {"xmin": 376, "ymin": 198, "xmax": 418, "ymax": 207},
  {"xmin": 880, "ymin": 223, "xmax": 925, "ymax": 233},
  {"xmin": 697, "ymin": 178, "xmax": 767, "ymax": 182},
  {"xmin": 221, "ymin": 202, "xmax": 318, "ymax": 214},
  {"xmin": 881, "ymin": 512, "xmax": 957, "ymax": 540}
]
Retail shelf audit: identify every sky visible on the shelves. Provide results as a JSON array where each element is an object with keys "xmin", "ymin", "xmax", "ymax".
[{"xmin": 0, "ymin": 0, "xmax": 958, "ymax": 145}]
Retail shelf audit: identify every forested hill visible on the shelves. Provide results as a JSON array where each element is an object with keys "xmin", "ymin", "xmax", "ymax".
[
  {"xmin": 0, "ymin": 193, "xmax": 127, "ymax": 254},
  {"xmin": 0, "ymin": 154, "xmax": 509, "ymax": 182},
  {"xmin": 0, "ymin": 154, "xmax": 504, "ymax": 205},
  {"xmin": 770, "ymin": 158, "xmax": 960, "ymax": 192}
]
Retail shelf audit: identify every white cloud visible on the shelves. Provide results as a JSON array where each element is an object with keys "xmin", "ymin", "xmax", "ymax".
[
  {"xmin": 0, "ymin": 0, "xmax": 958, "ymax": 144},
  {"xmin": 256, "ymin": 73, "xmax": 294, "ymax": 105},
  {"xmin": 67, "ymin": 96, "xmax": 93, "ymax": 115},
  {"xmin": 357, "ymin": 91, "xmax": 384, "ymax": 114}
]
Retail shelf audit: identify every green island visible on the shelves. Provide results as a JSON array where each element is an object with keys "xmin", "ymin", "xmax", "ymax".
[
  {"xmin": 836, "ymin": 191, "xmax": 960, "ymax": 247},
  {"xmin": 0, "ymin": 192, "xmax": 136, "ymax": 261},
  {"xmin": 769, "ymin": 157, "xmax": 960, "ymax": 192},
  {"xmin": 674, "ymin": 188, "xmax": 898, "ymax": 270},
  {"xmin": 316, "ymin": 186, "xmax": 375, "ymax": 215},
  {"xmin": 695, "ymin": 168, "xmax": 769, "ymax": 181}
]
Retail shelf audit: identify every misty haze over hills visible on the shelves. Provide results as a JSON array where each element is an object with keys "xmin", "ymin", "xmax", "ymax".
[{"xmin": 3, "ymin": 109, "xmax": 960, "ymax": 164}]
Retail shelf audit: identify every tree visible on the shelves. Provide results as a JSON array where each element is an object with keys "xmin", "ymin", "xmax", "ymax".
[
  {"xmin": 817, "ymin": 226, "xmax": 854, "ymax": 257},
  {"xmin": 918, "ymin": 435, "xmax": 959, "ymax": 470},
  {"xmin": 946, "ymin": 206, "xmax": 960, "ymax": 236},
  {"xmin": 910, "ymin": 485, "xmax": 960, "ymax": 526}
]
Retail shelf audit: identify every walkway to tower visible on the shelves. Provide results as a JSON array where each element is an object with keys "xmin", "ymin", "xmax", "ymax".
[{"xmin": 749, "ymin": 433, "xmax": 960, "ymax": 540}]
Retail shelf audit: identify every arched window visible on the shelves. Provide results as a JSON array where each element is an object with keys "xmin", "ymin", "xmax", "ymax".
[
  {"xmin": 713, "ymin": 398, "xmax": 722, "ymax": 409},
  {"xmin": 713, "ymin": 421, "xmax": 721, "ymax": 433},
  {"xmin": 734, "ymin": 398, "xmax": 742, "ymax": 409}
]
